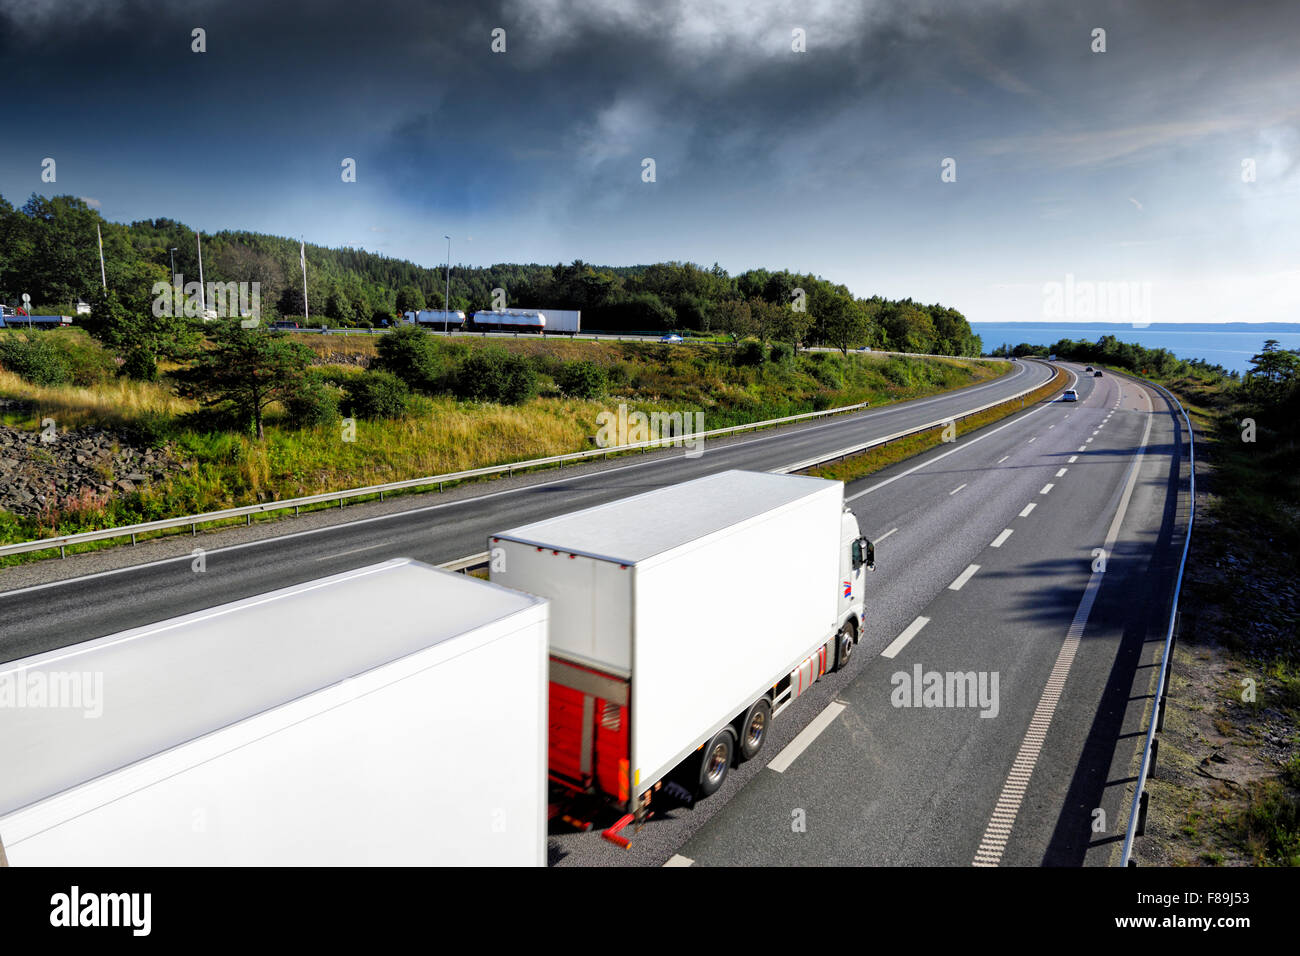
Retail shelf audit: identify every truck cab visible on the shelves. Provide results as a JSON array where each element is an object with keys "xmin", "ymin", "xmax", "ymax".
[{"xmin": 837, "ymin": 507, "xmax": 873, "ymax": 668}]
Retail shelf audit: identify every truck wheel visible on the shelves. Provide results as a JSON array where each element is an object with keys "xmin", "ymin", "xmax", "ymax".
[
  {"xmin": 697, "ymin": 729, "xmax": 735, "ymax": 798},
  {"xmin": 835, "ymin": 623, "xmax": 856, "ymax": 671},
  {"xmin": 737, "ymin": 698, "xmax": 772, "ymax": 761}
]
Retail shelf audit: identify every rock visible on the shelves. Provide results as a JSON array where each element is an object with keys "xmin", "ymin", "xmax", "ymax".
[{"xmin": 114, "ymin": 479, "xmax": 136, "ymax": 493}]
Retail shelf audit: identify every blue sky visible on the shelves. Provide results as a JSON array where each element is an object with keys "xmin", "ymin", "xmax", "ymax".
[{"xmin": 1, "ymin": 0, "xmax": 1297, "ymax": 323}]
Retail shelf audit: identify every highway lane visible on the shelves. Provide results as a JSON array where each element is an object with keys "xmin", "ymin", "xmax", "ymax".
[
  {"xmin": 543, "ymin": 366, "xmax": 1186, "ymax": 866},
  {"xmin": 0, "ymin": 359, "xmax": 1051, "ymax": 661}
]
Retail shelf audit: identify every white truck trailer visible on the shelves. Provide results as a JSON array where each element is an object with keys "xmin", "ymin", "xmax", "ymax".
[
  {"xmin": 532, "ymin": 308, "xmax": 580, "ymax": 334},
  {"xmin": 0, "ymin": 559, "xmax": 548, "ymax": 866},
  {"xmin": 489, "ymin": 470, "xmax": 873, "ymax": 825},
  {"xmin": 403, "ymin": 309, "xmax": 466, "ymax": 329}
]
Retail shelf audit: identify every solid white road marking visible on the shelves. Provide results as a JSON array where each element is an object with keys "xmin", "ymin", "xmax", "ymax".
[
  {"xmin": 949, "ymin": 564, "xmax": 980, "ymax": 590},
  {"xmin": 971, "ymin": 394, "xmax": 1155, "ymax": 867},
  {"xmin": 1040, "ymin": 483, "xmax": 1055, "ymax": 494},
  {"xmin": 882, "ymin": 616, "xmax": 930, "ymax": 659},
  {"xmin": 315, "ymin": 542, "xmax": 387, "ymax": 561},
  {"xmin": 991, "ymin": 529, "xmax": 1014, "ymax": 548},
  {"xmin": 664, "ymin": 855, "xmax": 695, "ymax": 867},
  {"xmin": 950, "ymin": 483, "xmax": 967, "ymax": 495},
  {"xmin": 1019, "ymin": 503, "xmax": 1036, "ymax": 517},
  {"xmin": 768, "ymin": 701, "xmax": 847, "ymax": 773}
]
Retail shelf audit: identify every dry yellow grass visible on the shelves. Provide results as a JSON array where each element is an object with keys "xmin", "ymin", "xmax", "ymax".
[{"xmin": 0, "ymin": 370, "xmax": 194, "ymax": 429}]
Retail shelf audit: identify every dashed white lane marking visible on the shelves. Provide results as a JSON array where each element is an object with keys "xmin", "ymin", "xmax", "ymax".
[
  {"xmin": 768, "ymin": 701, "xmax": 847, "ymax": 773},
  {"xmin": 949, "ymin": 564, "xmax": 980, "ymax": 591},
  {"xmin": 972, "ymin": 386, "xmax": 1155, "ymax": 868},
  {"xmin": 950, "ymin": 483, "xmax": 967, "ymax": 495},
  {"xmin": 1078, "ymin": 446, "xmax": 1087, "ymax": 452},
  {"xmin": 664, "ymin": 854, "xmax": 695, "ymax": 867},
  {"xmin": 1048, "ymin": 425, "xmax": 1055, "ymax": 429},
  {"xmin": 1068, "ymin": 455, "xmax": 1078, "ymax": 464},
  {"xmin": 991, "ymin": 529, "xmax": 1014, "ymax": 548},
  {"xmin": 876, "ymin": 527, "xmax": 899, "ymax": 542},
  {"xmin": 1027, "ymin": 437, "xmax": 1037, "ymax": 444},
  {"xmin": 997, "ymin": 456, "xmax": 1009, "ymax": 464},
  {"xmin": 1019, "ymin": 503, "xmax": 1036, "ymax": 517},
  {"xmin": 1055, "ymin": 468, "xmax": 1068, "ymax": 477},
  {"xmin": 1040, "ymin": 483, "xmax": 1055, "ymax": 494},
  {"xmin": 1085, "ymin": 438, "xmax": 1094, "ymax": 444},
  {"xmin": 882, "ymin": 616, "xmax": 930, "ymax": 659}
]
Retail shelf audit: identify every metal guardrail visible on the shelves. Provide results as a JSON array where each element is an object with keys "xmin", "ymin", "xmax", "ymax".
[
  {"xmin": 0, "ymin": 401, "xmax": 871, "ymax": 559},
  {"xmin": 1119, "ymin": 376, "xmax": 1196, "ymax": 866},
  {"xmin": 778, "ymin": 361, "xmax": 1065, "ymax": 474},
  {"xmin": 0, "ymin": 359, "xmax": 1044, "ymax": 561}
]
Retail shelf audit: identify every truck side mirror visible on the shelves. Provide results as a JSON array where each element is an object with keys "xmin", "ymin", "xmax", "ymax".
[{"xmin": 864, "ymin": 538, "xmax": 875, "ymax": 571}]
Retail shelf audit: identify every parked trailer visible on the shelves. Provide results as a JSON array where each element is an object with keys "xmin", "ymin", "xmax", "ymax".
[
  {"xmin": 489, "ymin": 470, "xmax": 873, "ymax": 826},
  {"xmin": 403, "ymin": 309, "xmax": 466, "ymax": 329},
  {"xmin": 0, "ymin": 559, "xmax": 548, "ymax": 866},
  {"xmin": 469, "ymin": 309, "xmax": 546, "ymax": 333}
]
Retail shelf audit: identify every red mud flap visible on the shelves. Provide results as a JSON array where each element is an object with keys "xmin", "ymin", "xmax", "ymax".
[{"xmin": 601, "ymin": 813, "xmax": 636, "ymax": 849}]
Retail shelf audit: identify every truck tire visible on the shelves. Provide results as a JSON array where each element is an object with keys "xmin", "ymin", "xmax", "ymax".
[
  {"xmin": 697, "ymin": 728, "xmax": 735, "ymax": 798},
  {"xmin": 737, "ymin": 698, "xmax": 772, "ymax": 761},
  {"xmin": 835, "ymin": 623, "xmax": 856, "ymax": 671}
]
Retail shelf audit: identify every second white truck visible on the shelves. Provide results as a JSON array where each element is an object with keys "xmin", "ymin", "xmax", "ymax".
[{"xmin": 489, "ymin": 469, "xmax": 873, "ymax": 822}]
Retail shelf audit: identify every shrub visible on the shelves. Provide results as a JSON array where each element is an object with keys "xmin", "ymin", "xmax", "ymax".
[
  {"xmin": 734, "ymin": 339, "xmax": 766, "ymax": 367},
  {"xmin": 285, "ymin": 377, "xmax": 341, "ymax": 428},
  {"xmin": 454, "ymin": 348, "xmax": 537, "ymax": 405},
  {"xmin": 556, "ymin": 360, "xmax": 607, "ymax": 399},
  {"xmin": 769, "ymin": 342, "xmax": 794, "ymax": 366},
  {"xmin": 119, "ymin": 347, "xmax": 158, "ymax": 381},
  {"xmin": 0, "ymin": 335, "xmax": 71, "ymax": 386},
  {"xmin": 345, "ymin": 371, "xmax": 410, "ymax": 419},
  {"xmin": 372, "ymin": 324, "xmax": 442, "ymax": 392}
]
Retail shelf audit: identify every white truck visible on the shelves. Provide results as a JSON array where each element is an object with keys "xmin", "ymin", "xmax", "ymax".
[
  {"xmin": 0, "ymin": 559, "xmax": 548, "ymax": 866},
  {"xmin": 488, "ymin": 470, "xmax": 873, "ymax": 828},
  {"xmin": 403, "ymin": 309, "xmax": 466, "ymax": 329},
  {"xmin": 532, "ymin": 308, "xmax": 580, "ymax": 334}
]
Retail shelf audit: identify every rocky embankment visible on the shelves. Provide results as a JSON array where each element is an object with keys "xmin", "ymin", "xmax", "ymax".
[{"xmin": 0, "ymin": 421, "xmax": 185, "ymax": 517}]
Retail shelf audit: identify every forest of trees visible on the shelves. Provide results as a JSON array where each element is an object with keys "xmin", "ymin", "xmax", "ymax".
[{"xmin": 0, "ymin": 193, "xmax": 982, "ymax": 356}]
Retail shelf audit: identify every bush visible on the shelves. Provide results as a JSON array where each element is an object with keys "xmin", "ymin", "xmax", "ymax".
[
  {"xmin": 372, "ymin": 325, "xmax": 442, "ymax": 392},
  {"xmin": 119, "ymin": 347, "xmax": 158, "ymax": 381},
  {"xmin": 0, "ymin": 335, "xmax": 71, "ymax": 386},
  {"xmin": 345, "ymin": 371, "xmax": 410, "ymax": 419},
  {"xmin": 734, "ymin": 340, "xmax": 766, "ymax": 367},
  {"xmin": 769, "ymin": 342, "xmax": 794, "ymax": 366},
  {"xmin": 285, "ymin": 377, "xmax": 341, "ymax": 428},
  {"xmin": 556, "ymin": 360, "xmax": 607, "ymax": 399},
  {"xmin": 454, "ymin": 348, "xmax": 537, "ymax": 405}
]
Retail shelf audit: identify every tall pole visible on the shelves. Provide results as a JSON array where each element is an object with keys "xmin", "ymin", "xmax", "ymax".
[
  {"xmin": 301, "ymin": 238, "xmax": 310, "ymax": 326},
  {"xmin": 96, "ymin": 224, "xmax": 107, "ymax": 290},
  {"xmin": 443, "ymin": 235, "xmax": 451, "ymax": 334},
  {"xmin": 169, "ymin": 247, "xmax": 177, "ymax": 282},
  {"xmin": 196, "ymin": 230, "xmax": 206, "ymax": 316}
]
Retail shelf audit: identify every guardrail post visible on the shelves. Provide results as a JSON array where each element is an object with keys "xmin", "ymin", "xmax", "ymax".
[
  {"xmin": 1149, "ymin": 738, "xmax": 1160, "ymax": 778},
  {"xmin": 380, "ymin": 491, "xmax": 384, "ymax": 501},
  {"xmin": 191, "ymin": 523, "xmax": 196, "ymax": 536},
  {"xmin": 246, "ymin": 514, "xmax": 251, "ymax": 526},
  {"xmin": 131, "ymin": 533, "xmax": 136, "ymax": 546},
  {"xmin": 60, "ymin": 545, "xmax": 66, "ymax": 559},
  {"xmin": 294, "ymin": 505, "xmax": 299, "ymax": 516},
  {"xmin": 1136, "ymin": 790, "xmax": 1149, "ymax": 835}
]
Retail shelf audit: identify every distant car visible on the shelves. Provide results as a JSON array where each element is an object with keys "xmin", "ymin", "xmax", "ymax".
[
  {"xmin": 660, "ymin": 333, "xmax": 683, "ymax": 344},
  {"xmin": 857, "ymin": 345, "xmax": 872, "ymax": 352},
  {"xmin": 1062, "ymin": 388, "xmax": 1079, "ymax": 402},
  {"xmin": 1085, "ymin": 366, "xmax": 1094, "ymax": 372},
  {"xmin": 270, "ymin": 320, "xmax": 300, "ymax": 330},
  {"xmin": 1094, "ymin": 370, "xmax": 1103, "ymax": 377}
]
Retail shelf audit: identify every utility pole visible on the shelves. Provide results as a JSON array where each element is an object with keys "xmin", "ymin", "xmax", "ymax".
[
  {"xmin": 444, "ymin": 235, "xmax": 451, "ymax": 334},
  {"xmin": 169, "ymin": 247, "xmax": 177, "ymax": 282}
]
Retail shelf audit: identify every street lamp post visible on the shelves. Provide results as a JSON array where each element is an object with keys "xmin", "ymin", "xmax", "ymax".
[
  {"xmin": 169, "ymin": 248, "xmax": 177, "ymax": 282},
  {"xmin": 443, "ymin": 235, "xmax": 451, "ymax": 334}
]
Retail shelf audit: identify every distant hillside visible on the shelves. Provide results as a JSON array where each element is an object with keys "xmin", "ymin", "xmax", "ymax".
[{"xmin": 0, "ymin": 193, "xmax": 981, "ymax": 355}]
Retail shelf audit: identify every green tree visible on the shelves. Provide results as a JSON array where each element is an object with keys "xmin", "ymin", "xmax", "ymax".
[
  {"xmin": 174, "ymin": 321, "xmax": 314, "ymax": 439},
  {"xmin": 395, "ymin": 284, "xmax": 426, "ymax": 314}
]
